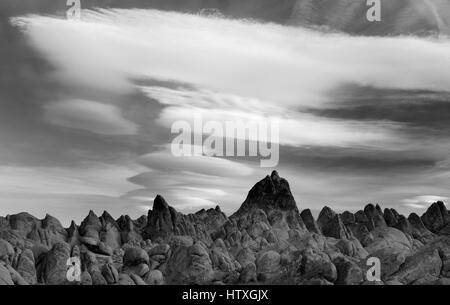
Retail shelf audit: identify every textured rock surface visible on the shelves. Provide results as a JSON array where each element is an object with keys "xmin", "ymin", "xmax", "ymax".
[{"xmin": 0, "ymin": 171, "xmax": 449, "ymax": 285}]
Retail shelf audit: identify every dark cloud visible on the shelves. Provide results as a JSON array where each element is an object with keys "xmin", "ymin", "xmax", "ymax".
[
  {"xmin": 279, "ymin": 145, "xmax": 438, "ymax": 173},
  {"xmin": 307, "ymin": 85, "xmax": 450, "ymax": 132},
  {"xmin": 0, "ymin": 3, "xmax": 449, "ymax": 224}
]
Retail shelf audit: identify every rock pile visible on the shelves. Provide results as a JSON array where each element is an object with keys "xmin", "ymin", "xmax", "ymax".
[{"xmin": 0, "ymin": 171, "xmax": 449, "ymax": 285}]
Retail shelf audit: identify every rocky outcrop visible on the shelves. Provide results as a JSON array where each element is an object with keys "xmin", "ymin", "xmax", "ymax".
[
  {"xmin": 15, "ymin": 249, "xmax": 36, "ymax": 285},
  {"xmin": 235, "ymin": 171, "xmax": 298, "ymax": 214},
  {"xmin": 166, "ymin": 241, "xmax": 214, "ymax": 284},
  {"xmin": 421, "ymin": 201, "xmax": 450, "ymax": 234},
  {"xmin": 389, "ymin": 248, "xmax": 442, "ymax": 284},
  {"xmin": 333, "ymin": 256, "xmax": 364, "ymax": 285},
  {"xmin": 38, "ymin": 242, "xmax": 71, "ymax": 284},
  {"xmin": 0, "ymin": 171, "xmax": 450, "ymax": 285},
  {"xmin": 143, "ymin": 195, "xmax": 225, "ymax": 244},
  {"xmin": 300, "ymin": 209, "xmax": 321, "ymax": 234},
  {"xmin": 408, "ymin": 213, "xmax": 434, "ymax": 243},
  {"xmin": 317, "ymin": 207, "xmax": 352, "ymax": 239}
]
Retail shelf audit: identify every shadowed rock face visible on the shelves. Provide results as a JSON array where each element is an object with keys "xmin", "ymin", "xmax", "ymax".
[
  {"xmin": 234, "ymin": 171, "xmax": 299, "ymax": 216},
  {"xmin": 0, "ymin": 171, "xmax": 449, "ymax": 285},
  {"xmin": 422, "ymin": 201, "xmax": 450, "ymax": 234},
  {"xmin": 144, "ymin": 195, "xmax": 178, "ymax": 240}
]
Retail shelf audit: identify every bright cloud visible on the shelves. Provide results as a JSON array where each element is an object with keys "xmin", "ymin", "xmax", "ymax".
[
  {"xmin": 401, "ymin": 195, "xmax": 449, "ymax": 209},
  {"xmin": 44, "ymin": 99, "xmax": 138, "ymax": 135},
  {"xmin": 12, "ymin": 8, "xmax": 450, "ymax": 151},
  {"xmin": 12, "ymin": 9, "xmax": 450, "ymax": 106},
  {"xmin": 7, "ymin": 8, "xmax": 450, "ymax": 219},
  {"xmin": 145, "ymin": 86, "xmax": 403, "ymax": 149}
]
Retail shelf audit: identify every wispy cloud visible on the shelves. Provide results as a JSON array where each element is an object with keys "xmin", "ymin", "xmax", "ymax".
[
  {"xmin": 44, "ymin": 99, "xmax": 138, "ymax": 135},
  {"xmin": 401, "ymin": 195, "xmax": 449, "ymax": 209},
  {"xmin": 12, "ymin": 9, "xmax": 450, "ymax": 104},
  {"xmin": 5, "ymin": 8, "xmax": 450, "ymax": 220}
]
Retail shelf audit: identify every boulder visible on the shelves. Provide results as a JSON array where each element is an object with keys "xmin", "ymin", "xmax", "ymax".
[
  {"xmin": 80, "ymin": 270, "xmax": 92, "ymax": 285},
  {"xmin": 144, "ymin": 269, "xmax": 164, "ymax": 285},
  {"xmin": 79, "ymin": 211, "xmax": 102, "ymax": 242},
  {"xmin": 28, "ymin": 214, "xmax": 68, "ymax": 247},
  {"xmin": 15, "ymin": 249, "xmax": 37, "ymax": 285},
  {"xmin": 346, "ymin": 223, "xmax": 374, "ymax": 247},
  {"xmin": 210, "ymin": 246, "xmax": 240, "ymax": 273},
  {"xmin": 408, "ymin": 213, "xmax": 434, "ymax": 243},
  {"xmin": 0, "ymin": 238, "xmax": 14, "ymax": 263},
  {"xmin": 123, "ymin": 247, "xmax": 149, "ymax": 266},
  {"xmin": 6, "ymin": 265, "xmax": 29, "ymax": 285},
  {"xmin": 166, "ymin": 242, "xmax": 214, "ymax": 284},
  {"xmin": 384, "ymin": 208, "xmax": 398, "ymax": 227},
  {"xmin": 99, "ymin": 211, "xmax": 122, "ymax": 250},
  {"xmin": 390, "ymin": 248, "xmax": 442, "ymax": 284},
  {"xmin": 365, "ymin": 227, "xmax": 413, "ymax": 255},
  {"xmin": 117, "ymin": 215, "xmax": 143, "ymax": 245},
  {"xmin": 130, "ymin": 273, "xmax": 146, "ymax": 285},
  {"xmin": 0, "ymin": 263, "xmax": 14, "ymax": 285},
  {"xmin": 369, "ymin": 248, "xmax": 406, "ymax": 280},
  {"xmin": 101, "ymin": 263, "xmax": 119, "ymax": 284},
  {"xmin": 341, "ymin": 211, "xmax": 355, "ymax": 225},
  {"xmin": 298, "ymin": 247, "xmax": 337, "ymax": 282},
  {"xmin": 88, "ymin": 265, "xmax": 108, "ymax": 286},
  {"xmin": 235, "ymin": 247, "xmax": 256, "ymax": 268},
  {"xmin": 333, "ymin": 256, "xmax": 363, "ymax": 285},
  {"xmin": 7, "ymin": 213, "xmax": 39, "ymax": 236},
  {"xmin": 317, "ymin": 207, "xmax": 352, "ymax": 239},
  {"xmin": 300, "ymin": 209, "xmax": 321, "ymax": 234},
  {"xmin": 393, "ymin": 215, "xmax": 413, "ymax": 237},
  {"xmin": 363, "ymin": 204, "xmax": 387, "ymax": 230},
  {"xmin": 256, "ymin": 250, "xmax": 281, "ymax": 278},
  {"xmin": 421, "ymin": 202, "xmax": 450, "ymax": 233},
  {"xmin": 335, "ymin": 238, "xmax": 368, "ymax": 259},
  {"xmin": 239, "ymin": 262, "xmax": 257, "ymax": 283},
  {"xmin": 117, "ymin": 273, "xmax": 135, "ymax": 285},
  {"xmin": 122, "ymin": 263, "xmax": 149, "ymax": 277},
  {"xmin": 39, "ymin": 242, "xmax": 71, "ymax": 284}
]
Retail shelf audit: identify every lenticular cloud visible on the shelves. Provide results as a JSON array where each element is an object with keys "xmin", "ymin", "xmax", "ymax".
[
  {"xmin": 11, "ymin": 8, "xmax": 450, "ymax": 106},
  {"xmin": 10, "ymin": 8, "xmax": 450, "ymax": 150}
]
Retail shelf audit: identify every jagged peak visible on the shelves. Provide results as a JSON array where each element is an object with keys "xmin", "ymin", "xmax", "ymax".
[
  {"xmin": 42, "ymin": 213, "xmax": 64, "ymax": 230},
  {"xmin": 233, "ymin": 171, "xmax": 298, "ymax": 216},
  {"xmin": 101, "ymin": 210, "xmax": 112, "ymax": 219},
  {"xmin": 153, "ymin": 194, "xmax": 170, "ymax": 212},
  {"xmin": 318, "ymin": 206, "xmax": 336, "ymax": 219},
  {"xmin": 87, "ymin": 210, "xmax": 99, "ymax": 219},
  {"xmin": 80, "ymin": 210, "xmax": 101, "ymax": 231},
  {"xmin": 270, "ymin": 170, "xmax": 280, "ymax": 182}
]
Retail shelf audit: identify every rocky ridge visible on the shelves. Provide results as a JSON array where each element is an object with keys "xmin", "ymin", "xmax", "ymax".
[{"xmin": 1, "ymin": 171, "xmax": 450, "ymax": 285}]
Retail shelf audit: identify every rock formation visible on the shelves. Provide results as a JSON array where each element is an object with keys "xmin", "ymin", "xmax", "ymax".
[{"xmin": 0, "ymin": 171, "xmax": 449, "ymax": 285}]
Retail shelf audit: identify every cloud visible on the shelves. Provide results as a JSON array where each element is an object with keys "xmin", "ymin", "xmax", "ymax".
[
  {"xmin": 0, "ymin": 163, "xmax": 147, "ymax": 225},
  {"xmin": 123, "ymin": 146, "xmax": 264, "ymax": 213},
  {"xmin": 400, "ymin": 195, "xmax": 449, "ymax": 208},
  {"xmin": 7, "ymin": 8, "xmax": 450, "ymax": 219},
  {"xmin": 138, "ymin": 146, "xmax": 254, "ymax": 177},
  {"xmin": 148, "ymin": 86, "xmax": 402, "ymax": 149},
  {"xmin": 0, "ymin": 193, "xmax": 145, "ymax": 226},
  {"xmin": 12, "ymin": 9, "xmax": 450, "ymax": 107},
  {"xmin": 0, "ymin": 163, "xmax": 141, "ymax": 196},
  {"xmin": 43, "ymin": 99, "xmax": 138, "ymax": 135},
  {"xmin": 13, "ymin": 8, "xmax": 450, "ymax": 151}
]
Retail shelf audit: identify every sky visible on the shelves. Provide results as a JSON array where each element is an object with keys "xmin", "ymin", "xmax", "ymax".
[{"xmin": 0, "ymin": 0, "xmax": 450, "ymax": 225}]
